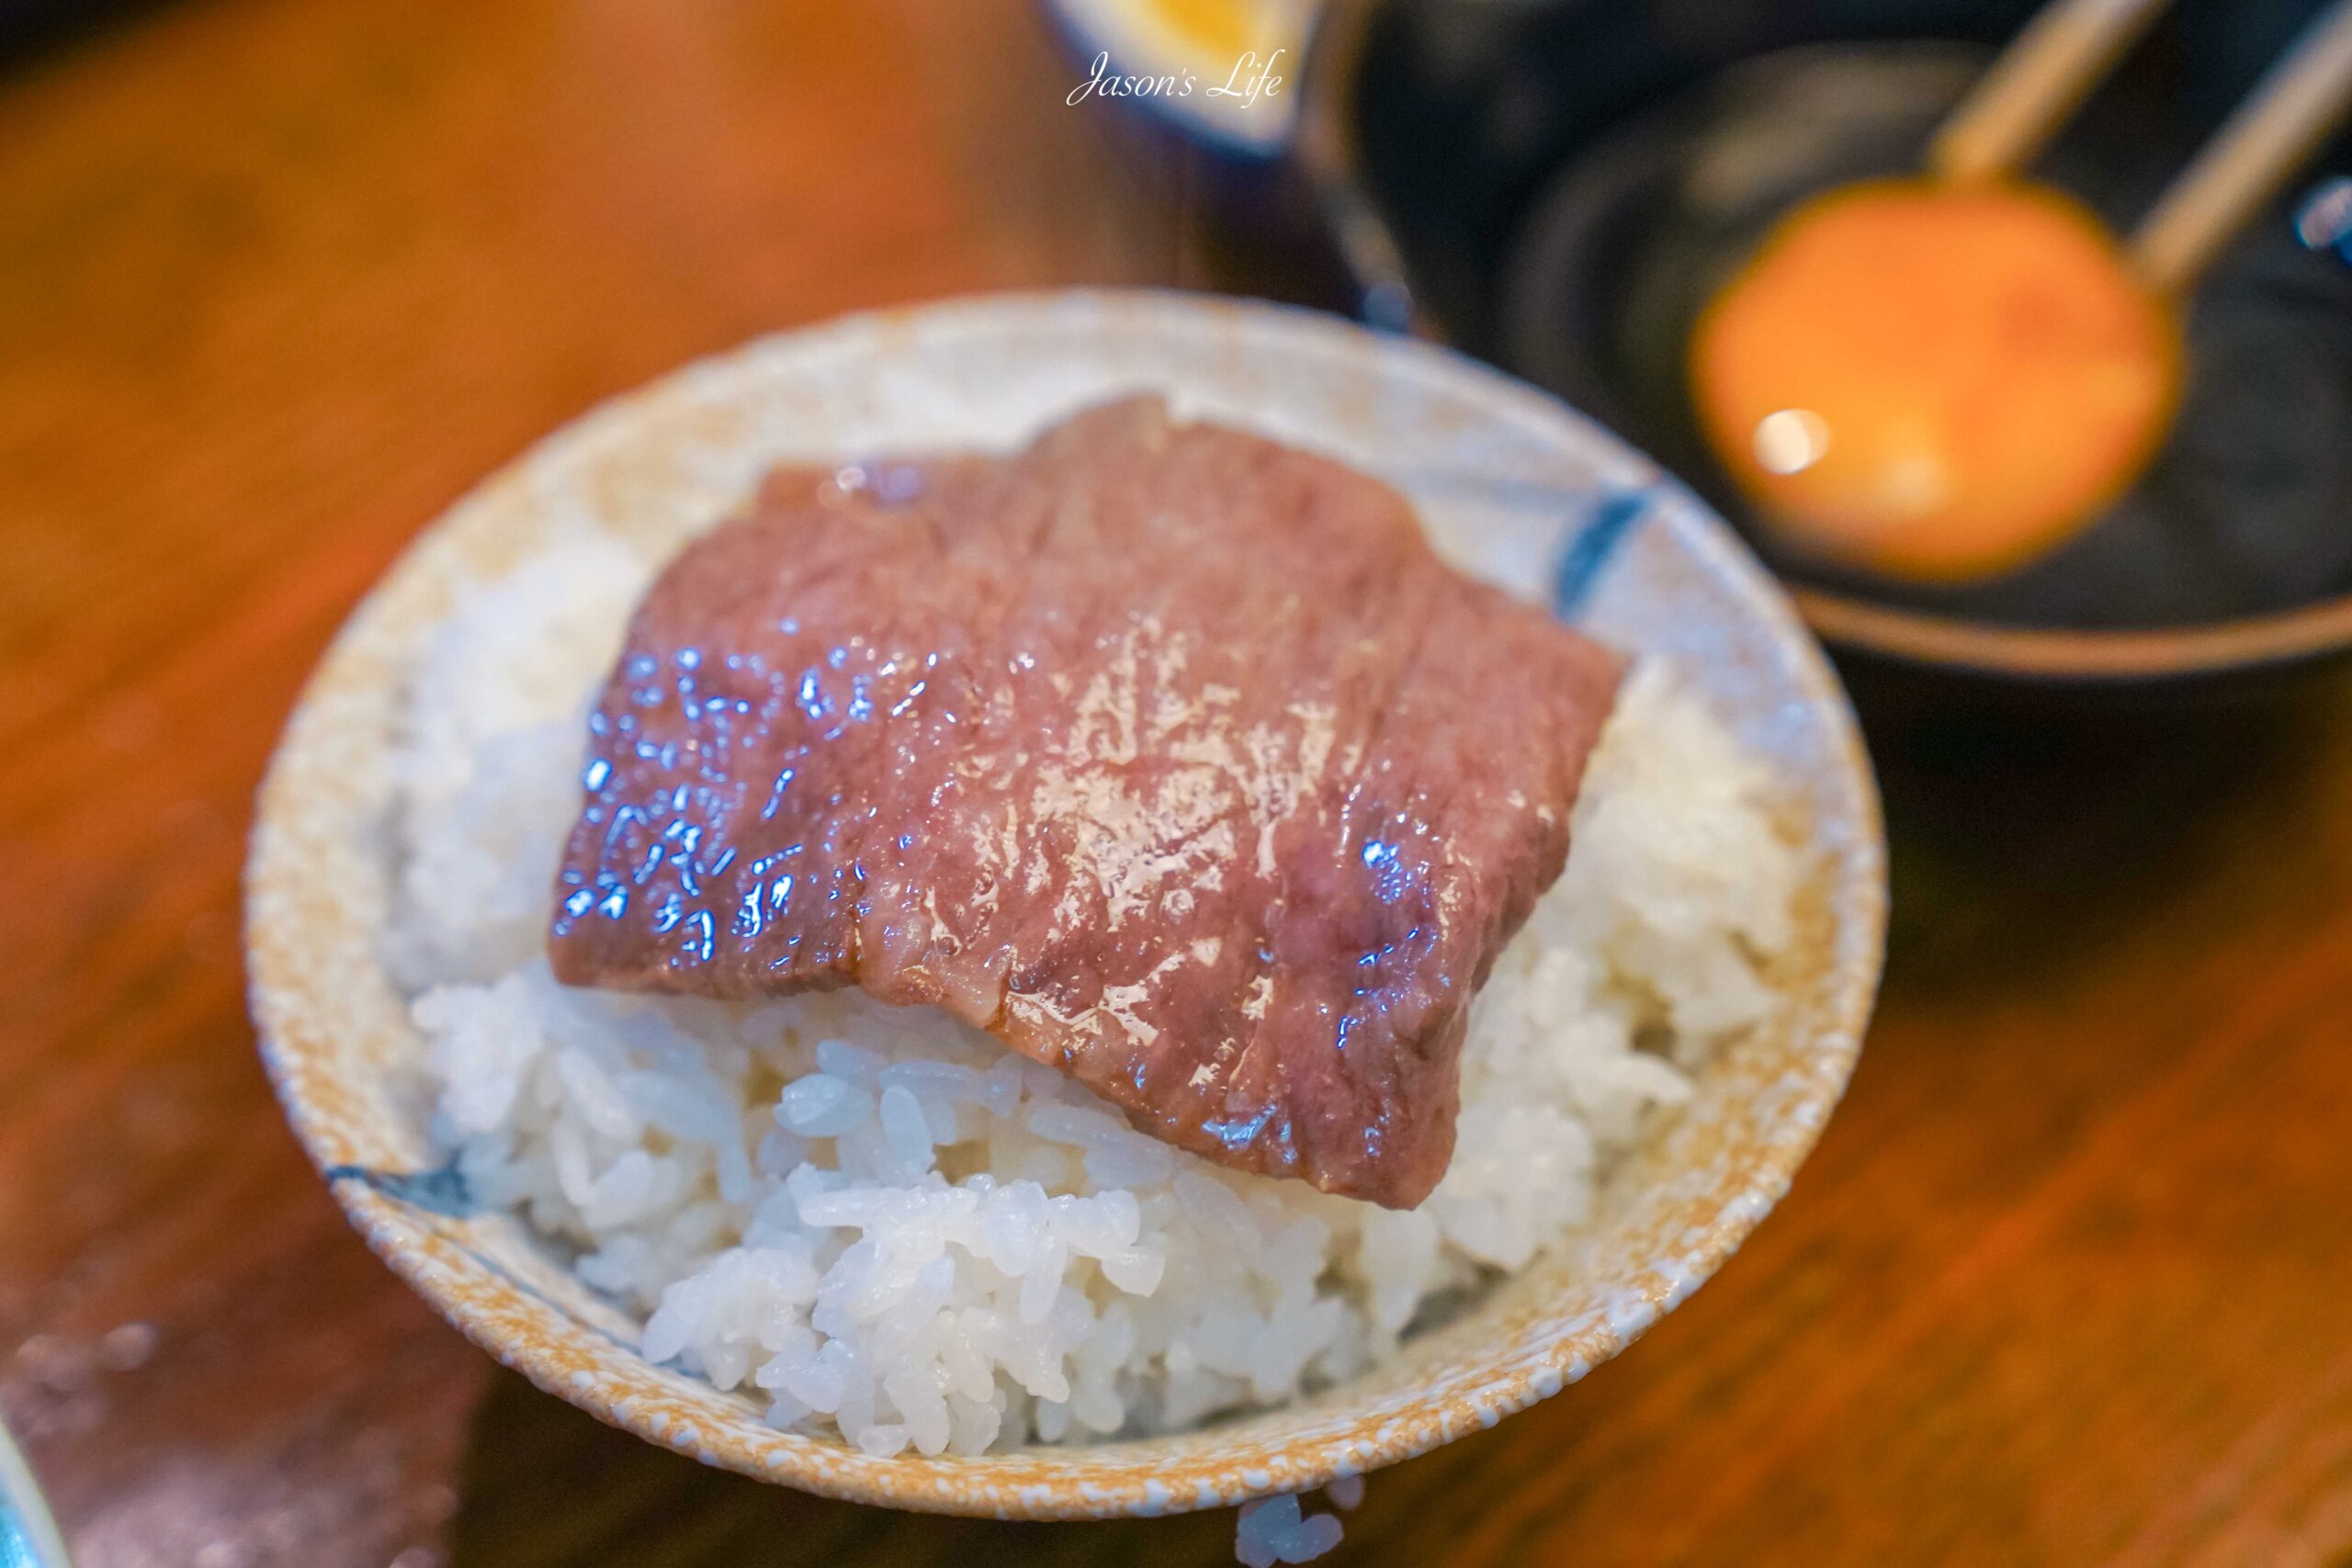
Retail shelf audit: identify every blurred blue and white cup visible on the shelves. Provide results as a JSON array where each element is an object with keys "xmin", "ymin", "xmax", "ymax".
[{"xmin": 0, "ymin": 1426, "xmax": 66, "ymax": 1568}]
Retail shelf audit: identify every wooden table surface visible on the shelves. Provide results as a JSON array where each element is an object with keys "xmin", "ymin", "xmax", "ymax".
[{"xmin": 6, "ymin": 3, "xmax": 2352, "ymax": 1564}]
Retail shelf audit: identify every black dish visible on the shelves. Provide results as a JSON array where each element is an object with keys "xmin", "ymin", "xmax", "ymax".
[{"xmin": 1306, "ymin": 0, "xmax": 2352, "ymax": 687}]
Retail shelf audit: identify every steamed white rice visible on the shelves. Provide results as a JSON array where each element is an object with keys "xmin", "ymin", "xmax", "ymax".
[{"xmin": 390, "ymin": 527, "xmax": 1802, "ymax": 1460}]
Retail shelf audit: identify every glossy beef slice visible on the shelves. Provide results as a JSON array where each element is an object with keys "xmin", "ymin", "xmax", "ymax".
[{"xmin": 548, "ymin": 398, "xmax": 1622, "ymax": 1206}]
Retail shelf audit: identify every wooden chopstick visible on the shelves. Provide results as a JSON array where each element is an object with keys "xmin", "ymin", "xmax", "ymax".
[
  {"xmin": 2131, "ymin": 0, "xmax": 2352, "ymax": 291},
  {"xmin": 1929, "ymin": 0, "xmax": 2172, "ymax": 184}
]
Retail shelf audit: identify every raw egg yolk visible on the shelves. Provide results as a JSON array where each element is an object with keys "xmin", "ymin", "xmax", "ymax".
[
  {"xmin": 1148, "ymin": 0, "xmax": 1268, "ymax": 57},
  {"xmin": 1689, "ymin": 179, "xmax": 2183, "ymax": 582}
]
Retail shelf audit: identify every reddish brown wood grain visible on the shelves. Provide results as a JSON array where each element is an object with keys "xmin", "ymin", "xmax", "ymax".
[{"xmin": 4, "ymin": 4, "xmax": 2352, "ymax": 1564}]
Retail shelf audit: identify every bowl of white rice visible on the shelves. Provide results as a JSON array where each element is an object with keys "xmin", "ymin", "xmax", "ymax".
[{"xmin": 246, "ymin": 290, "xmax": 1883, "ymax": 1528}]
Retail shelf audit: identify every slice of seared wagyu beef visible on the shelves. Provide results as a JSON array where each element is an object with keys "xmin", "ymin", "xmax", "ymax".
[{"xmin": 548, "ymin": 398, "xmax": 1623, "ymax": 1207}]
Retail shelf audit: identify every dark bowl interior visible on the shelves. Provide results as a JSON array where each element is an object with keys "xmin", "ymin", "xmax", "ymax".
[{"xmin": 1348, "ymin": 0, "xmax": 2352, "ymax": 680}]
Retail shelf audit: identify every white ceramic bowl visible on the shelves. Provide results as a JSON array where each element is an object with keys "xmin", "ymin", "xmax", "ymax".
[{"xmin": 247, "ymin": 290, "xmax": 1883, "ymax": 1519}]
